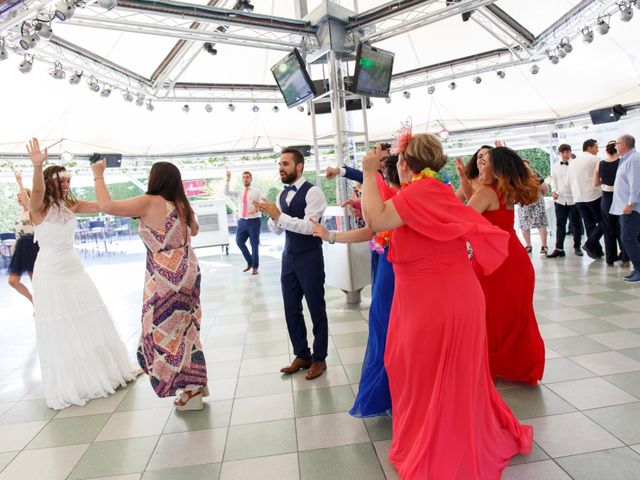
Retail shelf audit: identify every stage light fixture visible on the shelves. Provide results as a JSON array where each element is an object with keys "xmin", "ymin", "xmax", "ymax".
[
  {"xmin": 145, "ymin": 100, "xmax": 154, "ymax": 111},
  {"xmin": 297, "ymin": 105, "xmax": 304, "ymax": 112},
  {"xmin": 68, "ymin": 70, "xmax": 82, "ymax": 85},
  {"xmin": 272, "ymin": 105, "xmax": 279, "ymax": 112},
  {"xmin": 182, "ymin": 104, "xmax": 190, "ymax": 113},
  {"xmin": 100, "ymin": 85, "xmax": 111, "ymax": 97},
  {"xmin": 385, "ymin": 96, "xmax": 392, "ymax": 103},
  {"xmin": 205, "ymin": 104, "xmax": 213, "ymax": 113},
  {"xmin": 235, "ymin": 0, "xmax": 254, "ymax": 12},
  {"xmin": 635, "ymin": 0, "xmax": 640, "ymax": 10},
  {"xmin": 135, "ymin": 94, "xmax": 145, "ymax": 106},
  {"xmin": 18, "ymin": 55, "xmax": 33, "ymax": 74},
  {"xmin": 251, "ymin": 104, "xmax": 259, "ymax": 112},
  {"xmin": 473, "ymin": 76, "xmax": 482, "ymax": 84},
  {"xmin": 530, "ymin": 64, "xmax": 540, "ymax": 75},
  {"xmin": 49, "ymin": 62, "xmax": 65, "ymax": 80},
  {"xmin": 19, "ymin": 33, "xmax": 39, "ymax": 51},
  {"xmin": 427, "ymin": 85, "xmax": 435, "ymax": 95},
  {"xmin": 620, "ymin": 2, "xmax": 634, "ymax": 21},
  {"xmin": 203, "ymin": 42, "xmax": 217, "ymax": 56},
  {"xmin": 0, "ymin": 38, "xmax": 8, "ymax": 61},
  {"xmin": 34, "ymin": 22, "xmax": 53, "ymax": 41},
  {"xmin": 560, "ymin": 37, "xmax": 573, "ymax": 53},
  {"xmin": 402, "ymin": 90, "xmax": 411, "ymax": 99},
  {"xmin": 54, "ymin": 0, "xmax": 75, "ymax": 21},
  {"xmin": 548, "ymin": 50, "xmax": 560, "ymax": 64},
  {"xmin": 582, "ymin": 27, "xmax": 594, "ymax": 43},
  {"xmin": 123, "ymin": 90, "xmax": 134, "ymax": 102},
  {"xmin": 228, "ymin": 103, "xmax": 235, "ymax": 112},
  {"xmin": 597, "ymin": 15, "xmax": 610, "ymax": 35},
  {"xmin": 557, "ymin": 47, "xmax": 567, "ymax": 59},
  {"xmin": 496, "ymin": 70, "xmax": 506, "ymax": 79},
  {"xmin": 97, "ymin": 0, "xmax": 117, "ymax": 10},
  {"xmin": 87, "ymin": 76, "xmax": 100, "ymax": 92}
]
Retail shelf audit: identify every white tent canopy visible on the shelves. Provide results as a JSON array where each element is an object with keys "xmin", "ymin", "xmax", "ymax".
[{"xmin": 1, "ymin": 0, "xmax": 640, "ymax": 157}]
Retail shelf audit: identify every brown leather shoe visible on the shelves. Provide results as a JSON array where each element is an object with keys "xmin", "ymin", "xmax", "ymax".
[
  {"xmin": 242, "ymin": 265, "xmax": 251, "ymax": 272},
  {"xmin": 305, "ymin": 361, "xmax": 327, "ymax": 380},
  {"xmin": 280, "ymin": 357, "xmax": 312, "ymax": 374},
  {"xmin": 252, "ymin": 268, "xmax": 258, "ymax": 275}
]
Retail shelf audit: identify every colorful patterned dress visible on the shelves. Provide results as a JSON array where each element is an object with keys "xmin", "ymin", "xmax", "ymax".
[{"xmin": 137, "ymin": 206, "xmax": 207, "ymax": 397}]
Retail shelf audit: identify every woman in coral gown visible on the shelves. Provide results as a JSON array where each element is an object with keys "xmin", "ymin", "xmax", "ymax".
[
  {"xmin": 362, "ymin": 131, "xmax": 532, "ymax": 479},
  {"xmin": 467, "ymin": 147, "xmax": 545, "ymax": 385}
]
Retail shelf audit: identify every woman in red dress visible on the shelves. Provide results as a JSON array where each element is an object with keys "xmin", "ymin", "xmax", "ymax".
[
  {"xmin": 467, "ymin": 147, "xmax": 545, "ymax": 385},
  {"xmin": 362, "ymin": 131, "xmax": 532, "ymax": 479}
]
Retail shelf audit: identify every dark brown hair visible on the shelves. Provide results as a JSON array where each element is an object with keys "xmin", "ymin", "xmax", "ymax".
[
  {"xmin": 402, "ymin": 133, "xmax": 448, "ymax": 173},
  {"xmin": 558, "ymin": 143, "xmax": 572, "ymax": 153},
  {"xmin": 242, "ymin": 171, "xmax": 252, "ymax": 178},
  {"xmin": 281, "ymin": 148, "xmax": 305, "ymax": 167},
  {"xmin": 605, "ymin": 141, "xmax": 617, "ymax": 156},
  {"xmin": 384, "ymin": 154, "xmax": 400, "ymax": 187},
  {"xmin": 582, "ymin": 139, "xmax": 597, "ymax": 152},
  {"xmin": 146, "ymin": 162, "xmax": 195, "ymax": 228},
  {"xmin": 42, "ymin": 165, "xmax": 77, "ymax": 213},
  {"xmin": 465, "ymin": 145, "xmax": 492, "ymax": 180},
  {"xmin": 489, "ymin": 147, "xmax": 540, "ymax": 206}
]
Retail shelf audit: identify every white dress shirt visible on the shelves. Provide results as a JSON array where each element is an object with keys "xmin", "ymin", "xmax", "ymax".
[
  {"xmin": 610, "ymin": 149, "xmax": 640, "ymax": 215},
  {"xmin": 268, "ymin": 176, "xmax": 327, "ymax": 236},
  {"xmin": 568, "ymin": 151, "xmax": 602, "ymax": 203},
  {"xmin": 550, "ymin": 160, "xmax": 574, "ymax": 205},
  {"xmin": 225, "ymin": 182, "xmax": 263, "ymax": 219}
]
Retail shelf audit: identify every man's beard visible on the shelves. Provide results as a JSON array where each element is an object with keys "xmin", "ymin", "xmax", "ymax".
[{"xmin": 280, "ymin": 171, "xmax": 297, "ymax": 184}]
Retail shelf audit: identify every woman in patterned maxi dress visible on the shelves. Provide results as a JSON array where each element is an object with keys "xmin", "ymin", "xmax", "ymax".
[{"xmin": 92, "ymin": 160, "xmax": 208, "ymax": 410}]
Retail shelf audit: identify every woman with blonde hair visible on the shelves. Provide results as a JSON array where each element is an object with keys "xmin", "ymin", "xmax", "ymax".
[
  {"xmin": 468, "ymin": 147, "xmax": 545, "ymax": 385},
  {"xmin": 92, "ymin": 159, "xmax": 207, "ymax": 410},
  {"xmin": 362, "ymin": 129, "xmax": 532, "ymax": 479},
  {"xmin": 26, "ymin": 138, "xmax": 138, "ymax": 410}
]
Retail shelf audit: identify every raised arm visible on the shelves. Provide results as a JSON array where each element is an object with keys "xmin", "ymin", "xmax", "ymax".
[
  {"xmin": 91, "ymin": 160, "xmax": 151, "ymax": 217},
  {"xmin": 454, "ymin": 157, "xmax": 474, "ymax": 202},
  {"xmin": 26, "ymin": 138, "xmax": 47, "ymax": 218},
  {"xmin": 311, "ymin": 220, "xmax": 373, "ymax": 244},
  {"xmin": 362, "ymin": 145, "xmax": 403, "ymax": 232}
]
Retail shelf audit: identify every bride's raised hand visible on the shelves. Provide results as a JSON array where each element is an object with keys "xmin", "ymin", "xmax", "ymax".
[{"xmin": 26, "ymin": 138, "xmax": 47, "ymax": 165}]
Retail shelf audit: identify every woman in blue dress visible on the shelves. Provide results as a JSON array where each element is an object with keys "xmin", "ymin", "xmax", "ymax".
[{"xmin": 312, "ymin": 155, "xmax": 399, "ymax": 417}]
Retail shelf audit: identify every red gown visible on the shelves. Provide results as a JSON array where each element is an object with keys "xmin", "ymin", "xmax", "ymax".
[
  {"xmin": 386, "ymin": 178, "xmax": 532, "ymax": 480},
  {"xmin": 474, "ymin": 186, "xmax": 545, "ymax": 385}
]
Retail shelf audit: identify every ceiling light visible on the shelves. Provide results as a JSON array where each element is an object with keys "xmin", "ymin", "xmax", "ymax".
[
  {"xmin": 448, "ymin": 81, "xmax": 457, "ymax": 90},
  {"xmin": 19, "ymin": 33, "xmax": 39, "ymax": 51},
  {"xmin": 496, "ymin": 70, "xmax": 506, "ymax": 79},
  {"xmin": 49, "ymin": 62, "xmax": 65, "ymax": 80},
  {"xmin": 54, "ymin": 0, "xmax": 75, "ymax": 21},
  {"xmin": 272, "ymin": 105, "xmax": 279, "ymax": 112},
  {"xmin": 597, "ymin": 15, "xmax": 610, "ymax": 35},
  {"xmin": 145, "ymin": 100, "xmax": 154, "ymax": 111},
  {"xmin": 123, "ymin": 90, "xmax": 133, "ymax": 102},
  {"xmin": 384, "ymin": 96, "xmax": 392, "ymax": 103},
  {"xmin": 97, "ymin": 0, "xmax": 118, "ymax": 10},
  {"xmin": 60, "ymin": 151, "xmax": 73, "ymax": 162},
  {"xmin": 182, "ymin": 104, "xmax": 190, "ymax": 113},
  {"xmin": 557, "ymin": 47, "xmax": 567, "ymax": 59},
  {"xmin": 100, "ymin": 85, "xmax": 111, "ymax": 97},
  {"xmin": 560, "ymin": 37, "xmax": 572, "ymax": 53},
  {"xmin": 437, "ymin": 129, "xmax": 449, "ymax": 139},
  {"xmin": 205, "ymin": 104, "xmax": 213, "ymax": 113},
  {"xmin": 582, "ymin": 27, "xmax": 594, "ymax": 44},
  {"xmin": 548, "ymin": 50, "xmax": 560, "ymax": 64},
  {"xmin": 228, "ymin": 103, "xmax": 235, "ymax": 112},
  {"xmin": 216, "ymin": 25, "xmax": 228, "ymax": 33},
  {"xmin": 473, "ymin": 75, "xmax": 482, "ymax": 84},
  {"xmin": 530, "ymin": 64, "xmax": 540, "ymax": 75},
  {"xmin": 235, "ymin": 0, "xmax": 254, "ymax": 12},
  {"xmin": 620, "ymin": 2, "xmax": 634, "ymax": 21},
  {"xmin": 34, "ymin": 22, "xmax": 53, "ymax": 41},
  {"xmin": 18, "ymin": 55, "xmax": 33, "ymax": 74},
  {"xmin": 273, "ymin": 145, "xmax": 283, "ymax": 154},
  {"xmin": 0, "ymin": 38, "xmax": 8, "ymax": 61},
  {"xmin": 135, "ymin": 94, "xmax": 145, "ymax": 106},
  {"xmin": 87, "ymin": 76, "xmax": 100, "ymax": 92},
  {"xmin": 427, "ymin": 85, "xmax": 435, "ymax": 95},
  {"xmin": 203, "ymin": 42, "xmax": 217, "ymax": 56},
  {"xmin": 251, "ymin": 104, "xmax": 259, "ymax": 112},
  {"xmin": 402, "ymin": 90, "xmax": 411, "ymax": 99},
  {"xmin": 297, "ymin": 105, "xmax": 304, "ymax": 112},
  {"xmin": 68, "ymin": 70, "xmax": 82, "ymax": 85}
]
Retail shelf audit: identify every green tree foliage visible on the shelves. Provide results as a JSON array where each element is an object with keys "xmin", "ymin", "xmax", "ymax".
[
  {"xmin": 72, "ymin": 182, "xmax": 144, "ymax": 202},
  {"xmin": 0, "ymin": 184, "xmax": 21, "ymax": 233}
]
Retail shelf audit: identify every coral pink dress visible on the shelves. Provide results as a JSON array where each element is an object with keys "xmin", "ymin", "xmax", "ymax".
[
  {"xmin": 386, "ymin": 178, "xmax": 532, "ymax": 479},
  {"xmin": 474, "ymin": 185, "xmax": 545, "ymax": 385}
]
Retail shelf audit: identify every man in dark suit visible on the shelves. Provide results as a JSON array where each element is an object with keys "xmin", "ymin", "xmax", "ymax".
[{"xmin": 254, "ymin": 148, "xmax": 329, "ymax": 380}]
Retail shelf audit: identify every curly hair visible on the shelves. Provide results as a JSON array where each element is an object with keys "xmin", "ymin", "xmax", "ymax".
[
  {"xmin": 489, "ymin": 147, "xmax": 540, "ymax": 206},
  {"xmin": 402, "ymin": 133, "xmax": 448, "ymax": 173},
  {"xmin": 42, "ymin": 165, "xmax": 77, "ymax": 213}
]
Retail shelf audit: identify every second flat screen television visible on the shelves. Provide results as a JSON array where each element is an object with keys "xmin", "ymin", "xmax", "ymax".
[
  {"xmin": 271, "ymin": 48, "xmax": 316, "ymax": 108},
  {"xmin": 353, "ymin": 43, "xmax": 395, "ymax": 98}
]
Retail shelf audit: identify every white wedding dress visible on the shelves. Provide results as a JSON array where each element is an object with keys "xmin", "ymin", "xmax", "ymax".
[{"xmin": 33, "ymin": 203, "xmax": 139, "ymax": 410}]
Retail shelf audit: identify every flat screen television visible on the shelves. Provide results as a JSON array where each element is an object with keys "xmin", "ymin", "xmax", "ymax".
[
  {"xmin": 271, "ymin": 48, "xmax": 317, "ymax": 108},
  {"xmin": 352, "ymin": 43, "xmax": 394, "ymax": 98}
]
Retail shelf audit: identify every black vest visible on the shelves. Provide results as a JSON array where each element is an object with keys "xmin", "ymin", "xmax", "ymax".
[{"xmin": 279, "ymin": 181, "xmax": 323, "ymax": 255}]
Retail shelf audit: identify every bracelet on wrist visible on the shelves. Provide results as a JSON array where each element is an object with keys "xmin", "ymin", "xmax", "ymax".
[
  {"xmin": 328, "ymin": 231, "xmax": 336, "ymax": 244},
  {"xmin": 94, "ymin": 177, "xmax": 104, "ymax": 181}
]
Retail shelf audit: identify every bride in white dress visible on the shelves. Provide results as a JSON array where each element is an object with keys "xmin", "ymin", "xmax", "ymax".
[{"xmin": 27, "ymin": 138, "xmax": 139, "ymax": 410}]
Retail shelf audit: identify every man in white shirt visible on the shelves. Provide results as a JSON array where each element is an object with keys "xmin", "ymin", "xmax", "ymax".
[
  {"xmin": 254, "ymin": 148, "xmax": 329, "ymax": 380},
  {"xmin": 610, "ymin": 134, "xmax": 640, "ymax": 283},
  {"xmin": 225, "ymin": 170, "xmax": 263, "ymax": 274},
  {"xmin": 547, "ymin": 144, "xmax": 583, "ymax": 258},
  {"xmin": 568, "ymin": 139, "xmax": 604, "ymax": 259}
]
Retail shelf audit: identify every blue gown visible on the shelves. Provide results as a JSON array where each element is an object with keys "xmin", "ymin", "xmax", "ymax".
[{"xmin": 349, "ymin": 246, "xmax": 394, "ymax": 417}]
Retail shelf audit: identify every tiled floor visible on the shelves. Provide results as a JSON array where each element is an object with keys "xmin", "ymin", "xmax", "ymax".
[{"xmin": 0, "ymin": 235, "xmax": 639, "ymax": 479}]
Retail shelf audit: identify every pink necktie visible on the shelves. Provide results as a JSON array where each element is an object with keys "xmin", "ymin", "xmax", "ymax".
[{"xmin": 242, "ymin": 188, "xmax": 248, "ymax": 218}]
